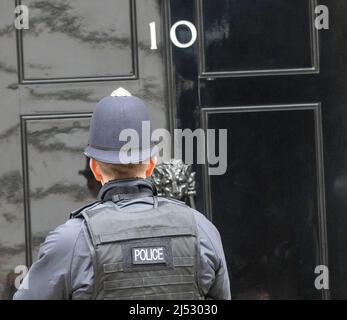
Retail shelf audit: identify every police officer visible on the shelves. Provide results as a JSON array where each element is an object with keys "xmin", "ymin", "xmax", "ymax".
[{"xmin": 14, "ymin": 88, "xmax": 231, "ymax": 300}]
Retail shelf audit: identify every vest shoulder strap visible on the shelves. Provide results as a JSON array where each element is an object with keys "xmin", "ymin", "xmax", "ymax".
[{"xmin": 70, "ymin": 200, "xmax": 102, "ymax": 219}]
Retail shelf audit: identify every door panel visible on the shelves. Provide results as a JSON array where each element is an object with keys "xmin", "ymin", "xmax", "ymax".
[
  {"xmin": 202, "ymin": 104, "xmax": 325, "ymax": 299},
  {"xmin": 19, "ymin": 0, "xmax": 137, "ymax": 81},
  {"xmin": 21, "ymin": 114, "xmax": 92, "ymax": 263},
  {"xmin": 199, "ymin": 0, "xmax": 317, "ymax": 75}
]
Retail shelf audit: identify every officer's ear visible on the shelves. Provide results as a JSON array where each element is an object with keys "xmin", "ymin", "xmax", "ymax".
[
  {"xmin": 145, "ymin": 157, "xmax": 156, "ymax": 177},
  {"xmin": 89, "ymin": 158, "xmax": 103, "ymax": 182}
]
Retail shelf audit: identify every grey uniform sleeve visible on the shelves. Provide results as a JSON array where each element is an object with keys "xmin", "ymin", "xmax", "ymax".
[
  {"xmin": 13, "ymin": 219, "xmax": 92, "ymax": 300},
  {"xmin": 194, "ymin": 211, "xmax": 231, "ymax": 300}
]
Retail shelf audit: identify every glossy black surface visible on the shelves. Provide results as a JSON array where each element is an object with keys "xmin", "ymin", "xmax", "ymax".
[
  {"xmin": 207, "ymin": 109, "xmax": 321, "ymax": 299},
  {"xmin": 0, "ymin": 0, "xmax": 168, "ymax": 299},
  {"xmin": 23, "ymin": 115, "xmax": 94, "ymax": 262},
  {"xmin": 20, "ymin": 0, "xmax": 137, "ymax": 81},
  {"xmin": 171, "ymin": 0, "xmax": 347, "ymax": 299},
  {"xmin": 201, "ymin": 0, "xmax": 313, "ymax": 73}
]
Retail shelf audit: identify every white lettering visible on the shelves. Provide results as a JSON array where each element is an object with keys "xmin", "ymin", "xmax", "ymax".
[
  {"xmin": 119, "ymin": 128, "xmax": 140, "ymax": 164},
  {"xmin": 14, "ymin": 265, "xmax": 28, "ymax": 290},
  {"xmin": 207, "ymin": 129, "xmax": 228, "ymax": 176},
  {"xmin": 134, "ymin": 248, "xmax": 141, "ymax": 261},
  {"xmin": 118, "ymin": 122, "xmax": 229, "ymax": 176},
  {"xmin": 149, "ymin": 22, "xmax": 158, "ymax": 50},
  {"xmin": 130, "ymin": 304, "xmax": 164, "ymax": 318},
  {"xmin": 140, "ymin": 249, "xmax": 146, "ymax": 261},
  {"xmin": 157, "ymin": 247, "xmax": 164, "ymax": 261},
  {"xmin": 315, "ymin": 265, "xmax": 329, "ymax": 290},
  {"xmin": 133, "ymin": 247, "xmax": 165, "ymax": 262},
  {"xmin": 315, "ymin": 5, "xmax": 329, "ymax": 30},
  {"xmin": 170, "ymin": 20, "xmax": 197, "ymax": 48},
  {"xmin": 14, "ymin": 5, "xmax": 29, "ymax": 30}
]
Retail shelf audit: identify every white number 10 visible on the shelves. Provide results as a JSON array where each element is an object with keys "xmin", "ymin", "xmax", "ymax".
[{"xmin": 150, "ymin": 20, "xmax": 197, "ymax": 50}]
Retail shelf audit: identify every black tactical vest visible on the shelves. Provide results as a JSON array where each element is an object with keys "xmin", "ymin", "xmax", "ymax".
[{"xmin": 75, "ymin": 189, "xmax": 204, "ymax": 300}]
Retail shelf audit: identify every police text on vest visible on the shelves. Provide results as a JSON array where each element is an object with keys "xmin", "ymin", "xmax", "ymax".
[{"xmin": 132, "ymin": 246, "xmax": 166, "ymax": 264}]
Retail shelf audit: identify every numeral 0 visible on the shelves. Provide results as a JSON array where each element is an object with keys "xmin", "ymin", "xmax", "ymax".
[{"xmin": 150, "ymin": 20, "xmax": 197, "ymax": 49}]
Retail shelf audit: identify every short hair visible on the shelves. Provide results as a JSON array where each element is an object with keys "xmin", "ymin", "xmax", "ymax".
[{"xmin": 96, "ymin": 160, "xmax": 148, "ymax": 179}]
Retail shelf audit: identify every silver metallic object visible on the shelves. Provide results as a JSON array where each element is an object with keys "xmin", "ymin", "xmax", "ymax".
[{"xmin": 152, "ymin": 159, "xmax": 197, "ymax": 209}]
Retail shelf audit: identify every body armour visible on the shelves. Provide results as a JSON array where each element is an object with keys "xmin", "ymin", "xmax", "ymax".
[{"xmin": 79, "ymin": 196, "xmax": 204, "ymax": 300}]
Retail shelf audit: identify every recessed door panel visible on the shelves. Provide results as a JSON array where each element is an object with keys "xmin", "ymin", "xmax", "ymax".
[{"xmin": 202, "ymin": 105, "xmax": 325, "ymax": 299}]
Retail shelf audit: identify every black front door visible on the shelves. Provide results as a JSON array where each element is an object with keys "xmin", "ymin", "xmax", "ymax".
[{"xmin": 170, "ymin": 0, "xmax": 347, "ymax": 299}]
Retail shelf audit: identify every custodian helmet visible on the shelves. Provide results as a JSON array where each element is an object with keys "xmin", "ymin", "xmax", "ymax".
[{"xmin": 84, "ymin": 88, "xmax": 157, "ymax": 164}]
